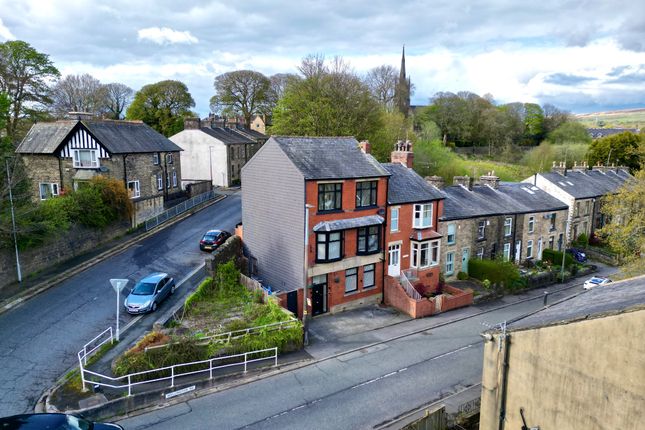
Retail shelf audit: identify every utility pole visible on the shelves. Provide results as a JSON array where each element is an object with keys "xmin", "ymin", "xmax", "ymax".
[{"xmin": 5, "ymin": 157, "xmax": 22, "ymax": 283}]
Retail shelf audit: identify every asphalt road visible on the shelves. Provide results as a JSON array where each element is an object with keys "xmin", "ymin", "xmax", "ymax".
[
  {"xmin": 0, "ymin": 193, "xmax": 241, "ymax": 417},
  {"xmin": 118, "ymin": 265, "xmax": 616, "ymax": 430}
]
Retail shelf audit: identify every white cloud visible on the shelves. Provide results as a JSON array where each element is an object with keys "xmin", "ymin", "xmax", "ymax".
[
  {"xmin": 0, "ymin": 17, "xmax": 15, "ymax": 40},
  {"xmin": 137, "ymin": 27, "xmax": 198, "ymax": 45}
]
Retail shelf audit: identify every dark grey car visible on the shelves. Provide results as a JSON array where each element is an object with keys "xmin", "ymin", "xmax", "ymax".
[{"xmin": 124, "ymin": 272, "xmax": 175, "ymax": 314}]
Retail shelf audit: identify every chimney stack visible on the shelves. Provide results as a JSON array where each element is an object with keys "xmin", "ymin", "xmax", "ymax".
[
  {"xmin": 571, "ymin": 161, "xmax": 588, "ymax": 173},
  {"xmin": 592, "ymin": 163, "xmax": 608, "ymax": 173},
  {"xmin": 552, "ymin": 161, "xmax": 567, "ymax": 176},
  {"xmin": 479, "ymin": 171, "xmax": 500, "ymax": 189},
  {"xmin": 358, "ymin": 140, "xmax": 371, "ymax": 154},
  {"xmin": 184, "ymin": 117, "xmax": 201, "ymax": 130},
  {"xmin": 425, "ymin": 175, "xmax": 444, "ymax": 189},
  {"xmin": 390, "ymin": 139, "xmax": 414, "ymax": 168},
  {"xmin": 453, "ymin": 175, "xmax": 473, "ymax": 190}
]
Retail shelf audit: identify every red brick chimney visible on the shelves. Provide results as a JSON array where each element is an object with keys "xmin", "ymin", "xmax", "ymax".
[
  {"xmin": 391, "ymin": 139, "xmax": 414, "ymax": 168},
  {"xmin": 358, "ymin": 140, "xmax": 371, "ymax": 154}
]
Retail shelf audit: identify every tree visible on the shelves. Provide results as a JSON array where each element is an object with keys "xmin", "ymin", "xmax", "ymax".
[
  {"xmin": 523, "ymin": 103, "xmax": 545, "ymax": 145},
  {"xmin": 268, "ymin": 73, "xmax": 300, "ymax": 110},
  {"xmin": 210, "ymin": 70, "xmax": 271, "ymax": 128},
  {"xmin": 365, "ymin": 65, "xmax": 398, "ymax": 111},
  {"xmin": 270, "ymin": 55, "xmax": 383, "ymax": 141},
  {"xmin": 542, "ymin": 103, "xmax": 571, "ymax": 134},
  {"xmin": 597, "ymin": 170, "xmax": 645, "ymax": 277},
  {"xmin": 126, "ymin": 80, "xmax": 195, "ymax": 137},
  {"xmin": 546, "ymin": 121, "xmax": 591, "ymax": 145},
  {"xmin": 368, "ymin": 110, "xmax": 414, "ymax": 162},
  {"xmin": 103, "ymin": 82, "xmax": 133, "ymax": 120},
  {"xmin": 0, "ymin": 40, "xmax": 60, "ymax": 142},
  {"xmin": 50, "ymin": 73, "xmax": 107, "ymax": 117},
  {"xmin": 587, "ymin": 132, "xmax": 643, "ymax": 171}
]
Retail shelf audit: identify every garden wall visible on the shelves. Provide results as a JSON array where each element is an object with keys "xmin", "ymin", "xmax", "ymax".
[
  {"xmin": 438, "ymin": 285, "xmax": 474, "ymax": 313},
  {"xmin": 384, "ymin": 276, "xmax": 435, "ymax": 318}
]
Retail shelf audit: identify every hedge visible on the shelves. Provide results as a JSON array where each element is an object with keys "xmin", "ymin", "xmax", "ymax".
[
  {"xmin": 468, "ymin": 258, "xmax": 521, "ymax": 291},
  {"xmin": 542, "ymin": 249, "xmax": 574, "ymax": 268}
]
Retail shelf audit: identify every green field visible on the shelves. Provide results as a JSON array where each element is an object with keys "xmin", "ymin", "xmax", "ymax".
[{"xmin": 576, "ymin": 108, "xmax": 645, "ymax": 129}]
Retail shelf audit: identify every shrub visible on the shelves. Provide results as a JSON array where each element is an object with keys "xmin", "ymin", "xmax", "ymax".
[
  {"xmin": 542, "ymin": 249, "xmax": 574, "ymax": 268},
  {"xmin": 457, "ymin": 271, "xmax": 469, "ymax": 280},
  {"xmin": 469, "ymin": 258, "xmax": 520, "ymax": 291},
  {"xmin": 574, "ymin": 233, "xmax": 589, "ymax": 248}
]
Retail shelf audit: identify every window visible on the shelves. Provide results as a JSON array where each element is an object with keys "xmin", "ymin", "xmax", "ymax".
[
  {"xmin": 157, "ymin": 174, "xmax": 163, "ymax": 191},
  {"xmin": 72, "ymin": 149, "xmax": 98, "ymax": 168},
  {"xmin": 477, "ymin": 247, "xmax": 484, "ymax": 259},
  {"xmin": 411, "ymin": 240, "xmax": 440, "ymax": 268},
  {"xmin": 413, "ymin": 203, "xmax": 433, "ymax": 228},
  {"xmin": 318, "ymin": 183, "xmax": 342, "ymax": 211},
  {"xmin": 490, "ymin": 243, "xmax": 497, "ymax": 259},
  {"xmin": 584, "ymin": 201, "xmax": 591, "ymax": 215},
  {"xmin": 549, "ymin": 213, "xmax": 556, "ymax": 231},
  {"xmin": 445, "ymin": 252, "xmax": 454, "ymax": 275},
  {"xmin": 503, "ymin": 243, "xmax": 511, "ymax": 261},
  {"xmin": 153, "ymin": 153, "xmax": 160, "ymax": 165},
  {"xmin": 548, "ymin": 236, "xmax": 554, "ymax": 249},
  {"xmin": 39, "ymin": 183, "xmax": 59, "ymax": 200},
  {"xmin": 528, "ymin": 216, "xmax": 535, "ymax": 233},
  {"xmin": 127, "ymin": 180, "xmax": 140, "ymax": 198},
  {"xmin": 447, "ymin": 223, "xmax": 456, "ymax": 245},
  {"xmin": 166, "ymin": 153, "xmax": 173, "ymax": 164},
  {"xmin": 527, "ymin": 240, "xmax": 534, "ymax": 258},
  {"xmin": 356, "ymin": 180, "xmax": 377, "ymax": 208},
  {"xmin": 316, "ymin": 232, "xmax": 342, "ymax": 262},
  {"xmin": 575, "ymin": 202, "xmax": 581, "ymax": 217},
  {"xmin": 477, "ymin": 221, "xmax": 486, "ymax": 239},
  {"xmin": 172, "ymin": 171, "xmax": 177, "ymax": 187},
  {"xmin": 363, "ymin": 264, "xmax": 375, "ymax": 288},
  {"xmin": 345, "ymin": 268, "xmax": 357, "ymax": 293},
  {"xmin": 166, "ymin": 172, "xmax": 170, "ymax": 189},
  {"xmin": 504, "ymin": 217, "xmax": 512, "ymax": 237},
  {"xmin": 357, "ymin": 226, "xmax": 380, "ymax": 255},
  {"xmin": 582, "ymin": 221, "xmax": 588, "ymax": 235},
  {"xmin": 390, "ymin": 207, "xmax": 399, "ymax": 232}
]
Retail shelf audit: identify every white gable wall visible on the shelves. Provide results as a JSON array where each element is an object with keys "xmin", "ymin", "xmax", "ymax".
[{"xmin": 170, "ymin": 130, "xmax": 228, "ymax": 188}]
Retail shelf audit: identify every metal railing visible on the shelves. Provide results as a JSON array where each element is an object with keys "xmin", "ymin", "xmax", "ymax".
[
  {"xmin": 145, "ymin": 190, "xmax": 218, "ymax": 231},
  {"xmin": 403, "ymin": 267, "xmax": 418, "ymax": 280},
  {"xmin": 78, "ymin": 327, "xmax": 113, "ymax": 366},
  {"xmin": 80, "ymin": 346, "xmax": 278, "ymax": 396},
  {"xmin": 400, "ymin": 271, "xmax": 422, "ymax": 300}
]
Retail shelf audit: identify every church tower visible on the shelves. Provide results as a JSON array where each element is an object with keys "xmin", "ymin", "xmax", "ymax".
[{"xmin": 395, "ymin": 46, "xmax": 411, "ymax": 116}]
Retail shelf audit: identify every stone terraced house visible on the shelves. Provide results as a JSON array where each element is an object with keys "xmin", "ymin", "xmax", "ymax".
[{"xmin": 16, "ymin": 119, "xmax": 182, "ymax": 226}]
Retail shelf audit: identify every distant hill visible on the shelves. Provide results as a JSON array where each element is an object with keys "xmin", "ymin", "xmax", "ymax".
[{"xmin": 575, "ymin": 108, "xmax": 645, "ymax": 129}]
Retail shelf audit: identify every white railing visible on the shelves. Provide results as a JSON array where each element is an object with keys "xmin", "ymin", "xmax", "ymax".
[
  {"xmin": 145, "ymin": 190, "xmax": 218, "ymax": 231},
  {"xmin": 400, "ymin": 271, "xmax": 422, "ymax": 300},
  {"xmin": 78, "ymin": 327, "xmax": 113, "ymax": 366},
  {"xmin": 403, "ymin": 267, "xmax": 418, "ymax": 280},
  {"xmin": 80, "ymin": 347, "xmax": 278, "ymax": 396}
]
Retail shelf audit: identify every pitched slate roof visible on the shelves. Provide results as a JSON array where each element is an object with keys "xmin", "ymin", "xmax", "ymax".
[
  {"xmin": 232, "ymin": 125, "xmax": 267, "ymax": 140},
  {"xmin": 382, "ymin": 163, "xmax": 444, "ymax": 204},
  {"xmin": 313, "ymin": 215, "xmax": 384, "ymax": 232},
  {"xmin": 272, "ymin": 136, "xmax": 389, "ymax": 180},
  {"xmin": 16, "ymin": 120, "xmax": 181, "ymax": 154},
  {"xmin": 440, "ymin": 182, "xmax": 568, "ymax": 221},
  {"xmin": 538, "ymin": 169, "xmax": 631, "ymax": 199},
  {"xmin": 200, "ymin": 127, "xmax": 256, "ymax": 145},
  {"xmin": 587, "ymin": 128, "xmax": 639, "ymax": 139}
]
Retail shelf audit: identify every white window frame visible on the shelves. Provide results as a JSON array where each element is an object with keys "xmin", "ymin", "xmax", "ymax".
[
  {"xmin": 477, "ymin": 220, "xmax": 486, "ymax": 239},
  {"xmin": 39, "ymin": 182, "xmax": 59, "ymax": 200},
  {"xmin": 445, "ymin": 252, "xmax": 454, "ymax": 275},
  {"xmin": 153, "ymin": 153, "xmax": 160, "ymax": 165},
  {"xmin": 447, "ymin": 223, "xmax": 456, "ymax": 245},
  {"xmin": 527, "ymin": 240, "xmax": 534, "ymax": 258},
  {"xmin": 411, "ymin": 239, "xmax": 440, "ymax": 269},
  {"xmin": 503, "ymin": 243, "xmax": 511, "ymax": 261},
  {"xmin": 528, "ymin": 216, "xmax": 535, "ymax": 234},
  {"xmin": 504, "ymin": 217, "xmax": 512, "ymax": 237},
  {"xmin": 166, "ymin": 153, "xmax": 173, "ymax": 164},
  {"xmin": 390, "ymin": 207, "xmax": 399, "ymax": 232},
  {"xmin": 477, "ymin": 247, "xmax": 484, "ymax": 259},
  {"xmin": 127, "ymin": 180, "xmax": 140, "ymax": 199},
  {"xmin": 413, "ymin": 203, "xmax": 433, "ymax": 229},
  {"xmin": 157, "ymin": 174, "xmax": 163, "ymax": 191},
  {"xmin": 72, "ymin": 149, "xmax": 99, "ymax": 168},
  {"xmin": 172, "ymin": 170, "xmax": 177, "ymax": 187},
  {"xmin": 166, "ymin": 172, "xmax": 170, "ymax": 189}
]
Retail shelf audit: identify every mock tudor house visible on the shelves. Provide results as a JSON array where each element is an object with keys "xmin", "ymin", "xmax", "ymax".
[
  {"xmin": 242, "ymin": 136, "xmax": 389, "ymax": 318},
  {"xmin": 438, "ymin": 173, "xmax": 569, "ymax": 279},
  {"xmin": 16, "ymin": 119, "xmax": 182, "ymax": 225},
  {"xmin": 524, "ymin": 162, "xmax": 632, "ymax": 241},
  {"xmin": 170, "ymin": 118, "xmax": 265, "ymax": 188}
]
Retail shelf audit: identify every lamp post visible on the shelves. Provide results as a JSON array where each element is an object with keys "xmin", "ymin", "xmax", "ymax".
[
  {"xmin": 303, "ymin": 203, "xmax": 314, "ymax": 345},
  {"xmin": 110, "ymin": 279, "xmax": 129, "ymax": 341},
  {"xmin": 208, "ymin": 146, "xmax": 215, "ymax": 186},
  {"xmin": 5, "ymin": 157, "xmax": 21, "ymax": 283}
]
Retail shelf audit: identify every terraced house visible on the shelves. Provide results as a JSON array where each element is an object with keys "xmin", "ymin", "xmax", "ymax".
[
  {"xmin": 16, "ymin": 119, "xmax": 182, "ymax": 225},
  {"xmin": 242, "ymin": 136, "xmax": 389, "ymax": 318}
]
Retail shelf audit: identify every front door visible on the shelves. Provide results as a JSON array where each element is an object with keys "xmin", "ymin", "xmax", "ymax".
[
  {"xmin": 311, "ymin": 275, "xmax": 327, "ymax": 316},
  {"xmin": 286, "ymin": 291, "xmax": 298, "ymax": 315},
  {"xmin": 461, "ymin": 248, "xmax": 470, "ymax": 274},
  {"xmin": 515, "ymin": 240, "xmax": 522, "ymax": 263},
  {"xmin": 537, "ymin": 238, "xmax": 543, "ymax": 260},
  {"xmin": 388, "ymin": 244, "xmax": 401, "ymax": 277}
]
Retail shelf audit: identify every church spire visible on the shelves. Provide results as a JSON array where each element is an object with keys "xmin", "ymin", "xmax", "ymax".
[{"xmin": 395, "ymin": 45, "xmax": 411, "ymax": 116}]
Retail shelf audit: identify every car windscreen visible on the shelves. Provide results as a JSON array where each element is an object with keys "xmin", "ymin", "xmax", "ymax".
[
  {"xmin": 132, "ymin": 281, "xmax": 156, "ymax": 295},
  {"xmin": 203, "ymin": 233, "xmax": 218, "ymax": 240}
]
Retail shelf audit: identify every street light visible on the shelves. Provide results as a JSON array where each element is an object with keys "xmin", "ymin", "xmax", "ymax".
[
  {"xmin": 5, "ymin": 157, "xmax": 22, "ymax": 283},
  {"xmin": 303, "ymin": 203, "xmax": 314, "ymax": 345},
  {"xmin": 110, "ymin": 278, "xmax": 129, "ymax": 341},
  {"xmin": 208, "ymin": 146, "xmax": 215, "ymax": 185}
]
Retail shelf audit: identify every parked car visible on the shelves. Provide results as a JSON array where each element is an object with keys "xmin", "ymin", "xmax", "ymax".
[
  {"xmin": 567, "ymin": 248, "xmax": 588, "ymax": 263},
  {"xmin": 124, "ymin": 272, "xmax": 175, "ymax": 314},
  {"xmin": 0, "ymin": 413, "xmax": 123, "ymax": 429},
  {"xmin": 199, "ymin": 229, "xmax": 231, "ymax": 251},
  {"xmin": 583, "ymin": 276, "xmax": 612, "ymax": 290}
]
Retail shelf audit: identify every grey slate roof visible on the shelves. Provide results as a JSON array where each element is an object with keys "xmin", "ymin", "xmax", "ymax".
[
  {"xmin": 538, "ymin": 169, "xmax": 631, "ymax": 199},
  {"xmin": 440, "ymin": 182, "xmax": 568, "ymax": 221},
  {"xmin": 506, "ymin": 275, "xmax": 645, "ymax": 332},
  {"xmin": 233, "ymin": 125, "xmax": 267, "ymax": 140},
  {"xmin": 382, "ymin": 163, "xmax": 444, "ymax": 204},
  {"xmin": 200, "ymin": 127, "xmax": 256, "ymax": 145},
  {"xmin": 587, "ymin": 128, "xmax": 639, "ymax": 139},
  {"xmin": 313, "ymin": 215, "xmax": 384, "ymax": 232},
  {"xmin": 272, "ymin": 136, "xmax": 389, "ymax": 180},
  {"xmin": 16, "ymin": 120, "xmax": 181, "ymax": 154}
]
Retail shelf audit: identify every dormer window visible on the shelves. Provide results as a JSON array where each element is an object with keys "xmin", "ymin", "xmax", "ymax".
[{"xmin": 73, "ymin": 149, "xmax": 99, "ymax": 168}]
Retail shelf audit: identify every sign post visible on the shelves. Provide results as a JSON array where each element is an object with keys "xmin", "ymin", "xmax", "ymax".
[{"xmin": 110, "ymin": 279, "xmax": 129, "ymax": 341}]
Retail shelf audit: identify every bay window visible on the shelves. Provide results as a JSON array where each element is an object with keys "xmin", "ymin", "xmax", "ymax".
[{"xmin": 411, "ymin": 239, "xmax": 440, "ymax": 268}]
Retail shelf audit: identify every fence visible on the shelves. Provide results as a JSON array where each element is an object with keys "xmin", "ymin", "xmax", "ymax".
[
  {"xmin": 78, "ymin": 327, "xmax": 113, "ymax": 367},
  {"xmin": 145, "ymin": 190, "xmax": 218, "ymax": 231}
]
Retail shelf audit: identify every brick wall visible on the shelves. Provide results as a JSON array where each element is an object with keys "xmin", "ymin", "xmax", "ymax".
[
  {"xmin": 438, "ymin": 285, "xmax": 474, "ymax": 312},
  {"xmin": 384, "ymin": 276, "xmax": 435, "ymax": 318}
]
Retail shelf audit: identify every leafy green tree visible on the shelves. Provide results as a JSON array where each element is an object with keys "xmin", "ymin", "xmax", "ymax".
[
  {"xmin": 0, "ymin": 40, "xmax": 60, "ymax": 142},
  {"xmin": 546, "ymin": 121, "xmax": 591, "ymax": 145},
  {"xmin": 367, "ymin": 110, "xmax": 414, "ymax": 162},
  {"xmin": 127, "ymin": 80, "xmax": 195, "ymax": 137},
  {"xmin": 270, "ymin": 55, "xmax": 382, "ymax": 140},
  {"xmin": 587, "ymin": 132, "xmax": 643, "ymax": 172},
  {"xmin": 210, "ymin": 70, "xmax": 271, "ymax": 128},
  {"xmin": 523, "ymin": 103, "xmax": 545, "ymax": 144}
]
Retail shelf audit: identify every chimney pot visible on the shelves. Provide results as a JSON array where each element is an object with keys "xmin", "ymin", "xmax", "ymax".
[
  {"xmin": 453, "ymin": 175, "xmax": 472, "ymax": 190},
  {"xmin": 425, "ymin": 175, "xmax": 445, "ymax": 189},
  {"xmin": 358, "ymin": 140, "xmax": 371, "ymax": 154},
  {"xmin": 479, "ymin": 172, "xmax": 500, "ymax": 190}
]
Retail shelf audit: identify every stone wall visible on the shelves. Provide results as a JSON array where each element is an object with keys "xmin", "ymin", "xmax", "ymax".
[{"xmin": 205, "ymin": 235, "xmax": 243, "ymax": 277}]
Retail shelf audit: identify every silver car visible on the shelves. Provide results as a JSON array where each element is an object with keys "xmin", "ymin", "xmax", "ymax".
[{"xmin": 124, "ymin": 272, "xmax": 175, "ymax": 314}]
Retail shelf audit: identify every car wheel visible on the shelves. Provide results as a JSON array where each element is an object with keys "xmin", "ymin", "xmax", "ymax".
[
  {"xmin": 151, "ymin": 302, "xmax": 158, "ymax": 312},
  {"xmin": 170, "ymin": 284, "xmax": 176, "ymax": 295}
]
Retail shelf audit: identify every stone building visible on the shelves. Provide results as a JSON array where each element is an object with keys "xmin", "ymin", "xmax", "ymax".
[
  {"xmin": 16, "ymin": 119, "xmax": 183, "ymax": 225},
  {"xmin": 438, "ymin": 173, "xmax": 568, "ymax": 279},
  {"xmin": 479, "ymin": 275, "xmax": 645, "ymax": 430}
]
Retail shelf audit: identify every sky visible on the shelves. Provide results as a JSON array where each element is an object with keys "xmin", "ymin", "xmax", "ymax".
[{"xmin": 1, "ymin": 0, "xmax": 645, "ymax": 115}]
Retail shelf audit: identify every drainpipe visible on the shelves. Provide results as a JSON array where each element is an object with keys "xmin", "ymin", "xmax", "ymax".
[
  {"xmin": 498, "ymin": 330, "xmax": 511, "ymax": 430},
  {"xmin": 163, "ymin": 152, "xmax": 168, "ymax": 201},
  {"xmin": 382, "ymin": 177, "xmax": 389, "ymax": 305},
  {"xmin": 511, "ymin": 213, "xmax": 518, "ymax": 263},
  {"xmin": 58, "ymin": 157, "xmax": 64, "ymax": 192},
  {"xmin": 122, "ymin": 154, "xmax": 128, "ymax": 187}
]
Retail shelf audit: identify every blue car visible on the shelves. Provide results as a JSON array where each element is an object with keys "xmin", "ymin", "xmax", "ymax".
[
  {"xmin": 567, "ymin": 248, "xmax": 587, "ymax": 263},
  {"xmin": 124, "ymin": 272, "xmax": 175, "ymax": 314}
]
